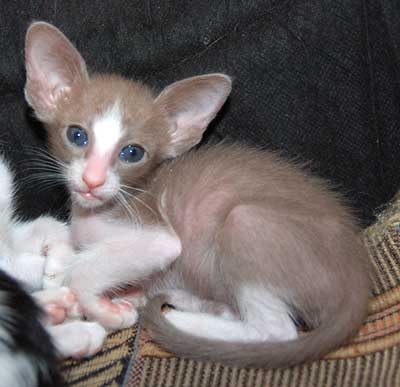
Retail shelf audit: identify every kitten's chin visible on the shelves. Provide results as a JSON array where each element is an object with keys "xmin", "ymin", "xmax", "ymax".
[{"xmin": 72, "ymin": 191, "xmax": 109, "ymax": 209}]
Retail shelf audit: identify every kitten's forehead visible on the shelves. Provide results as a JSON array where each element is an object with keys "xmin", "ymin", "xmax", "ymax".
[{"xmin": 92, "ymin": 100, "xmax": 123, "ymax": 155}]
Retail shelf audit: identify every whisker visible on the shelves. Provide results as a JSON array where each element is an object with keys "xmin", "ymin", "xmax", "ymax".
[
  {"xmin": 120, "ymin": 184, "xmax": 156, "ymax": 199},
  {"xmin": 119, "ymin": 187, "xmax": 158, "ymax": 219},
  {"xmin": 116, "ymin": 192, "xmax": 140, "ymax": 225}
]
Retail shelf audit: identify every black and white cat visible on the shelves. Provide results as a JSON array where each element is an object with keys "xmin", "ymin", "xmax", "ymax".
[{"xmin": 0, "ymin": 155, "xmax": 107, "ymax": 387}]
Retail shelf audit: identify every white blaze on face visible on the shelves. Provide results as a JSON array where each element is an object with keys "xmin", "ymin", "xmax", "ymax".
[
  {"xmin": 92, "ymin": 101, "xmax": 123, "ymax": 156},
  {"xmin": 82, "ymin": 101, "xmax": 124, "ymax": 191}
]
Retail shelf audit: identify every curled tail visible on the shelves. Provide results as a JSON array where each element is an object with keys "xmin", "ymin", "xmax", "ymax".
[{"xmin": 142, "ymin": 292, "xmax": 368, "ymax": 369}]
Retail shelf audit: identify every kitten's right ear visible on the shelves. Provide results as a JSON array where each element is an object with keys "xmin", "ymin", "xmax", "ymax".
[{"xmin": 25, "ymin": 22, "xmax": 88, "ymax": 121}]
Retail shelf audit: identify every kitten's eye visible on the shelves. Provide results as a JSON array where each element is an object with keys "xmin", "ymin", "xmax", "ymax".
[
  {"xmin": 119, "ymin": 144, "xmax": 145, "ymax": 163},
  {"xmin": 67, "ymin": 126, "xmax": 89, "ymax": 147}
]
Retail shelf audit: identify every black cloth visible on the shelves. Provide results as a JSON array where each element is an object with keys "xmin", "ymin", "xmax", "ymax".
[{"xmin": 0, "ymin": 0, "xmax": 399, "ymax": 225}]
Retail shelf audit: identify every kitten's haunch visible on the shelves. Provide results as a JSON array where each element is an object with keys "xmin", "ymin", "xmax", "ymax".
[{"xmin": 24, "ymin": 21, "xmax": 371, "ymax": 368}]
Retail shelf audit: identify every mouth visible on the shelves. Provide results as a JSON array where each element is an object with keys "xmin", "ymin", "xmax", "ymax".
[
  {"xmin": 73, "ymin": 189, "xmax": 105, "ymax": 207},
  {"xmin": 79, "ymin": 191, "xmax": 102, "ymax": 201}
]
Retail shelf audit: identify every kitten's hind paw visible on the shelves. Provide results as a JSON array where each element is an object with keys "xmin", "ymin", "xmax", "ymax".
[{"xmin": 84, "ymin": 297, "xmax": 138, "ymax": 330}]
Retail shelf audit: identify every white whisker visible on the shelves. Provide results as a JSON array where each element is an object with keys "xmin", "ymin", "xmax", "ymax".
[{"xmin": 119, "ymin": 187, "xmax": 158, "ymax": 219}]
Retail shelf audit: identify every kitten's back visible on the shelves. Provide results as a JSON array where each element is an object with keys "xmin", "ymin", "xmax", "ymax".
[{"xmin": 144, "ymin": 142, "xmax": 370, "ymax": 368}]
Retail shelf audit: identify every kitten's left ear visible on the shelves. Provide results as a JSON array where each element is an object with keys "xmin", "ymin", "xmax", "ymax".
[
  {"xmin": 155, "ymin": 74, "xmax": 232, "ymax": 157},
  {"xmin": 25, "ymin": 22, "xmax": 89, "ymax": 121}
]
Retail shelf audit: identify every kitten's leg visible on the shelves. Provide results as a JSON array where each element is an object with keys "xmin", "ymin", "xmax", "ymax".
[
  {"xmin": 160, "ymin": 289, "xmax": 236, "ymax": 320},
  {"xmin": 0, "ymin": 252, "xmax": 46, "ymax": 292},
  {"xmin": 147, "ymin": 204, "xmax": 299, "ymax": 343},
  {"xmin": 159, "ymin": 286, "xmax": 297, "ymax": 343},
  {"xmin": 12, "ymin": 216, "xmax": 75, "ymax": 288},
  {"xmin": 67, "ymin": 226, "xmax": 181, "ymax": 330}
]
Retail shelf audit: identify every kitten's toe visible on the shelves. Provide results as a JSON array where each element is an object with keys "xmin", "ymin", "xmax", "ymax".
[
  {"xmin": 33, "ymin": 286, "xmax": 83, "ymax": 323},
  {"xmin": 110, "ymin": 287, "xmax": 148, "ymax": 308},
  {"xmin": 33, "ymin": 286, "xmax": 76, "ymax": 307}
]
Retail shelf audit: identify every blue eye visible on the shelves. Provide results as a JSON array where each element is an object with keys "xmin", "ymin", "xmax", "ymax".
[
  {"xmin": 119, "ymin": 144, "xmax": 145, "ymax": 163},
  {"xmin": 67, "ymin": 126, "xmax": 89, "ymax": 147}
]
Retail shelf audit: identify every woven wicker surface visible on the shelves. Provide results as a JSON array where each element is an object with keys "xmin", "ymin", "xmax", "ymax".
[{"xmin": 61, "ymin": 195, "xmax": 400, "ymax": 386}]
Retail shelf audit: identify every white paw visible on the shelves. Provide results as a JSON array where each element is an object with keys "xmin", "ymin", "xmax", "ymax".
[
  {"xmin": 113, "ymin": 288, "xmax": 148, "ymax": 309},
  {"xmin": 42, "ymin": 256, "xmax": 67, "ymax": 289},
  {"xmin": 48, "ymin": 321, "xmax": 107, "ymax": 358},
  {"xmin": 83, "ymin": 297, "xmax": 139, "ymax": 330},
  {"xmin": 33, "ymin": 286, "xmax": 83, "ymax": 323},
  {"xmin": 42, "ymin": 243, "xmax": 76, "ymax": 289},
  {"xmin": 12, "ymin": 253, "xmax": 46, "ymax": 292},
  {"xmin": 11, "ymin": 216, "xmax": 75, "ymax": 290}
]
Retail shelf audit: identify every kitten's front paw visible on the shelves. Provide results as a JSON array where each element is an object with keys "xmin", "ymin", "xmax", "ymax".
[
  {"xmin": 24, "ymin": 216, "xmax": 76, "ymax": 289},
  {"xmin": 42, "ymin": 255, "xmax": 69, "ymax": 289},
  {"xmin": 12, "ymin": 253, "xmax": 46, "ymax": 292},
  {"xmin": 48, "ymin": 321, "xmax": 107, "ymax": 358},
  {"xmin": 33, "ymin": 286, "xmax": 83, "ymax": 324},
  {"xmin": 42, "ymin": 244, "xmax": 77, "ymax": 289},
  {"xmin": 83, "ymin": 297, "xmax": 138, "ymax": 330}
]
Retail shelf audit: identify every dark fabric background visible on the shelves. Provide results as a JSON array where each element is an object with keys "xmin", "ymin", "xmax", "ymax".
[{"xmin": 0, "ymin": 0, "xmax": 399, "ymax": 225}]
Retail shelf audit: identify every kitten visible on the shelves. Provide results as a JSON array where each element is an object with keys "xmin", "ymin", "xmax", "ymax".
[
  {"xmin": 24, "ymin": 22, "xmax": 371, "ymax": 368},
  {"xmin": 0, "ymin": 155, "xmax": 106, "ymax": 386}
]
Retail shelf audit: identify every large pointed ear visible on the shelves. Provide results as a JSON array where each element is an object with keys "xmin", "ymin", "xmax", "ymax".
[
  {"xmin": 24, "ymin": 22, "xmax": 88, "ymax": 121},
  {"xmin": 155, "ymin": 74, "xmax": 232, "ymax": 157}
]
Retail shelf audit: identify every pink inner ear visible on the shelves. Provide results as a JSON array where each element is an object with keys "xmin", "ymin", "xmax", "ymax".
[{"xmin": 82, "ymin": 153, "xmax": 112, "ymax": 190}]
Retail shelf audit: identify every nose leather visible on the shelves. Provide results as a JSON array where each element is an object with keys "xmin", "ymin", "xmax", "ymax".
[
  {"xmin": 82, "ymin": 173, "xmax": 105, "ymax": 189},
  {"xmin": 82, "ymin": 152, "xmax": 110, "ymax": 190}
]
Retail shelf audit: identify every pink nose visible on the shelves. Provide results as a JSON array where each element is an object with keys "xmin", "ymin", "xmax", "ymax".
[{"xmin": 82, "ymin": 173, "xmax": 105, "ymax": 190}]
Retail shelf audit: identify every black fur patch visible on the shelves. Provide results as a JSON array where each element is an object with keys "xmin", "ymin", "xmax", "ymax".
[{"xmin": 0, "ymin": 269, "xmax": 63, "ymax": 387}]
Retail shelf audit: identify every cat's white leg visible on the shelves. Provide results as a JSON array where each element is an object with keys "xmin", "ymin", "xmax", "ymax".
[
  {"xmin": 160, "ymin": 288, "xmax": 236, "ymax": 320},
  {"xmin": 12, "ymin": 216, "xmax": 75, "ymax": 288},
  {"xmin": 67, "ymin": 226, "xmax": 181, "ymax": 330},
  {"xmin": 0, "ymin": 253, "xmax": 46, "ymax": 292},
  {"xmin": 47, "ymin": 321, "xmax": 107, "ymax": 358},
  {"xmin": 163, "ymin": 286, "xmax": 297, "ymax": 343}
]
